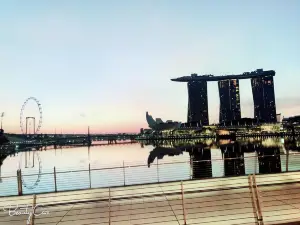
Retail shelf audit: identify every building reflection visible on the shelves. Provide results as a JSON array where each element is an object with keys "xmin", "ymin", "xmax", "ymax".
[
  {"xmin": 147, "ymin": 146, "xmax": 182, "ymax": 167},
  {"xmin": 172, "ymin": 141, "xmax": 213, "ymax": 179},
  {"xmin": 221, "ymin": 143, "xmax": 245, "ymax": 176},
  {"xmin": 0, "ymin": 148, "xmax": 17, "ymax": 183},
  {"xmin": 257, "ymin": 147, "xmax": 281, "ymax": 174},
  {"xmin": 146, "ymin": 137, "xmax": 299, "ymax": 179},
  {"xmin": 190, "ymin": 147, "xmax": 212, "ymax": 178},
  {"xmin": 284, "ymin": 137, "xmax": 300, "ymax": 151},
  {"xmin": 0, "ymin": 154, "xmax": 8, "ymax": 183}
]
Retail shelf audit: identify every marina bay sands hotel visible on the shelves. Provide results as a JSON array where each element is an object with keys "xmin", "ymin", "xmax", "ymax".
[{"xmin": 171, "ymin": 69, "xmax": 277, "ymax": 125}]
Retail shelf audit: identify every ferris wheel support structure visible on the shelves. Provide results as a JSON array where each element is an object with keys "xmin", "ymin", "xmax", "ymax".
[{"xmin": 20, "ymin": 97, "xmax": 43, "ymax": 135}]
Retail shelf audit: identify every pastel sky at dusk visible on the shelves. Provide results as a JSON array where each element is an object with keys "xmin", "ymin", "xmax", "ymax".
[{"xmin": 0, "ymin": 0, "xmax": 299, "ymax": 134}]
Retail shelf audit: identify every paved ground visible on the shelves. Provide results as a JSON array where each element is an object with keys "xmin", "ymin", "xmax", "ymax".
[{"xmin": 1, "ymin": 171, "xmax": 300, "ymax": 225}]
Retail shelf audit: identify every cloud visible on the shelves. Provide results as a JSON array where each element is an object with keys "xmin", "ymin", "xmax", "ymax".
[{"xmin": 80, "ymin": 113, "xmax": 86, "ymax": 118}]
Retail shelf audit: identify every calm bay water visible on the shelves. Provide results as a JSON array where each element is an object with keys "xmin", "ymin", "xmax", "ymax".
[{"xmin": 1, "ymin": 138, "xmax": 300, "ymax": 196}]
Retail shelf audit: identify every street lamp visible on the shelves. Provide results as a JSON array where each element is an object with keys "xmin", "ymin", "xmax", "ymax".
[{"xmin": 1, "ymin": 112, "xmax": 4, "ymax": 130}]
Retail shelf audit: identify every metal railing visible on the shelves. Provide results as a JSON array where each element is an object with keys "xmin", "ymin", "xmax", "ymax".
[{"xmin": 1, "ymin": 152, "xmax": 300, "ymax": 197}]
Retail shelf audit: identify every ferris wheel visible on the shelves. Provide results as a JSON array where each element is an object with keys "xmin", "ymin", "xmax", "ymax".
[{"xmin": 20, "ymin": 97, "xmax": 43, "ymax": 134}]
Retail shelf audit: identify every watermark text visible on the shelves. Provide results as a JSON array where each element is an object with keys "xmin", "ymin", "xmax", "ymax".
[{"xmin": 3, "ymin": 204, "xmax": 50, "ymax": 224}]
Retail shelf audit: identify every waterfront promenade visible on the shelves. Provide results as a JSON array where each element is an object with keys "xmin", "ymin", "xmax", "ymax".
[{"xmin": 1, "ymin": 171, "xmax": 300, "ymax": 225}]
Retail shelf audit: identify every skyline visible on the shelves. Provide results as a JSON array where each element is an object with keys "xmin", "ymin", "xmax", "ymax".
[{"xmin": 1, "ymin": 0, "xmax": 300, "ymax": 134}]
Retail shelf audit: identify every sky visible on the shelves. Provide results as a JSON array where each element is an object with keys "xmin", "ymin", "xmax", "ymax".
[{"xmin": 0, "ymin": 0, "xmax": 299, "ymax": 134}]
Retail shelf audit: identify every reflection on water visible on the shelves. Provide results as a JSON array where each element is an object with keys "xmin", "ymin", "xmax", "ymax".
[
  {"xmin": 147, "ymin": 147, "xmax": 182, "ymax": 167},
  {"xmin": 146, "ymin": 137, "xmax": 300, "ymax": 180},
  {"xmin": 1, "ymin": 137, "xmax": 300, "ymax": 196},
  {"xmin": 222, "ymin": 145, "xmax": 245, "ymax": 176}
]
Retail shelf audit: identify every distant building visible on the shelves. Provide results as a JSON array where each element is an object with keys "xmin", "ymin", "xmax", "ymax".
[
  {"xmin": 0, "ymin": 129, "xmax": 9, "ymax": 145},
  {"xmin": 156, "ymin": 118, "xmax": 163, "ymax": 124},
  {"xmin": 276, "ymin": 113, "xmax": 282, "ymax": 123},
  {"xmin": 218, "ymin": 79, "xmax": 241, "ymax": 123},
  {"xmin": 187, "ymin": 80, "xmax": 209, "ymax": 125},
  {"xmin": 172, "ymin": 69, "xmax": 277, "ymax": 125},
  {"xmin": 142, "ymin": 129, "xmax": 153, "ymax": 135},
  {"xmin": 218, "ymin": 118, "xmax": 261, "ymax": 126},
  {"xmin": 146, "ymin": 112, "xmax": 181, "ymax": 131},
  {"xmin": 260, "ymin": 124, "xmax": 281, "ymax": 133},
  {"xmin": 282, "ymin": 115, "xmax": 300, "ymax": 124},
  {"xmin": 146, "ymin": 112, "xmax": 157, "ymax": 128},
  {"xmin": 251, "ymin": 75, "xmax": 277, "ymax": 122}
]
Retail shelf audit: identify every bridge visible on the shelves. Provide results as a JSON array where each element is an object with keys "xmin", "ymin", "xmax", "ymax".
[{"xmin": 5, "ymin": 132, "xmax": 140, "ymax": 146}]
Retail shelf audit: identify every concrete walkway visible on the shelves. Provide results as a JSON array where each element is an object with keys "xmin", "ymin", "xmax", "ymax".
[{"xmin": 1, "ymin": 171, "xmax": 300, "ymax": 225}]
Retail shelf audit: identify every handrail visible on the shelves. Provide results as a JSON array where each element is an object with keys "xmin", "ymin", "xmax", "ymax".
[
  {"xmin": 249, "ymin": 174, "xmax": 264, "ymax": 225},
  {"xmin": 253, "ymin": 175, "xmax": 264, "ymax": 224},
  {"xmin": 248, "ymin": 175, "xmax": 258, "ymax": 223},
  {"xmin": 108, "ymin": 188, "xmax": 111, "ymax": 225},
  {"xmin": 181, "ymin": 181, "xmax": 187, "ymax": 225}
]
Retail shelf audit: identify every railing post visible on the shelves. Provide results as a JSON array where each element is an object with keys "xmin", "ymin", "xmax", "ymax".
[
  {"xmin": 17, "ymin": 169, "xmax": 23, "ymax": 196},
  {"xmin": 249, "ymin": 174, "xmax": 264, "ymax": 225},
  {"xmin": 255, "ymin": 153, "xmax": 258, "ymax": 174},
  {"xmin": 54, "ymin": 167, "xmax": 57, "ymax": 192},
  {"xmin": 181, "ymin": 181, "xmax": 187, "ymax": 225},
  {"xmin": 248, "ymin": 175, "xmax": 257, "ymax": 222},
  {"xmin": 286, "ymin": 149, "xmax": 289, "ymax": 172},
  {"xmin": 157, "ymin": 159, "xmax": 159, "ymax": 183},
  {"xmin": 189, "ymin": 157, "xmax": 192, "ymax": 180},
  {"xmin": 89, "ymin": 163, "xmax": 92, "ymax": 188},
  {"xmin": 123, "ymin": 161, "xmax": 126, "ymax": 186},
  {"xmin": 253, "ymin": 175, "xmax": 264, "ymax": 224},
  {"xmin": 109, "ymin": 188, "xmax": 111, "ymax": 225},
  {"xmin": 31, "ymin": 194, "xmax": 37, "ymax": 225}
]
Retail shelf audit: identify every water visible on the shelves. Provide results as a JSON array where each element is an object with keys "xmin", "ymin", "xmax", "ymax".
[{"xmin": 1, "ymin": 138, "xmax": 300, "ymax": 196}]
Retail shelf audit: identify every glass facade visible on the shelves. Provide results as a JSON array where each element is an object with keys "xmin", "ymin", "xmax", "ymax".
[
  {"xmin": 187, "ymin": 81, "xmax": 209, "ymax": 125},
  {"xmin": 251, "ymin": 76, "xmax": 277, "ymax": 122},
  {"xmin": 175, "ymin": 70, "xmax": 277, "ymax": 125},
  {"xmin": 218, "ymin": 79, "xmax": 241, "ymax": 123}
]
